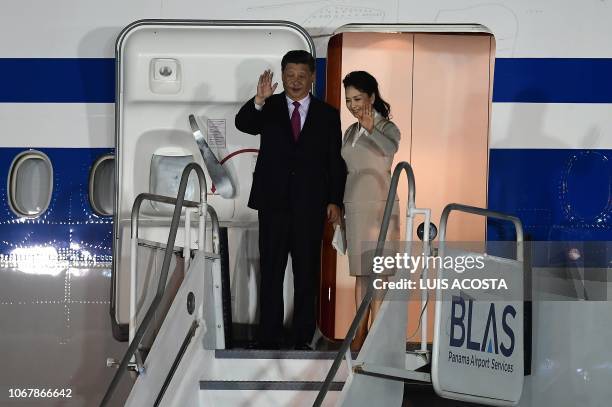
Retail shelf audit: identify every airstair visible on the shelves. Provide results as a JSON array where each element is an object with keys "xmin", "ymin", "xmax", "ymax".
[
  {"xmin": 101, "ymin": 162, "xmax": 349, "ymax": 406},
  {"xmin": 101, "ymin": 161, "xmax": 525, "ymax": 406},
  {"xmin": 315, "ymin": 164, "xmax": 525, "ymax": 406}
]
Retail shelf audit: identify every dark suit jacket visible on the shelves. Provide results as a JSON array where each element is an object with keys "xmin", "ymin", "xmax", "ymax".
[{"xmin": 235, "ymin": 92, "xmax": 346, "ymax": 212}]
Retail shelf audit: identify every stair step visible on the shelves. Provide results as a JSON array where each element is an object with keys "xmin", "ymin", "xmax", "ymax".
[
  {"xmin": 203, "ymin": 349, "xmax": 350, "ymax": 382},
  {"xmin": 200, "ymin": 380, "xmax": 344, "ymax": 391},
  {"xmin": 354, "ymin": 363, "xmax": 432, "ymax": 384},
  {"xmin": 199, "ymin": 380, "xmax": 342, "ymax": 406},
  {"xmin": 215, "ymin": 349, "xmax": 357, "ymax": 360}
]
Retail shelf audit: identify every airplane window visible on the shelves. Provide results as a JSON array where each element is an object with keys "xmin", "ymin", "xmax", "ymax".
[
  {"xmin": 8, "ymin": 150, "xmax": 53, "ymax": 218},
  {"xmin": 89, "ymin": 154, "xmax": 115, "ymax": 216}
]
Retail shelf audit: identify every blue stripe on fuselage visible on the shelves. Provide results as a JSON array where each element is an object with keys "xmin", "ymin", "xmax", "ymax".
[
  {"xmin": 0, "ymin": 58, "xmax": 115, "ymax": 103},
  {"xmin": 2, "ymin": 58, "xmax": 612, "ymax": 103}
]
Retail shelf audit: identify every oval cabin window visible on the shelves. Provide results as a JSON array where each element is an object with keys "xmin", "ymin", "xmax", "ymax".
[
  {"xmin": 89, "ymin": 154, "xmax": 115, "ymax": 216},
  {"xmin": 8, "ymin": 150, "xmax": 53, "ymax": 218}
]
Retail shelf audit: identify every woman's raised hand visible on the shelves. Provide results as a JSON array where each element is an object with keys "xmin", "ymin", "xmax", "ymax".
[
  {"xmin": 358, "ymin": 103, "xmax": 375, "ymax": 133},
  {"xmin": 255, "ymin": 69, "xmax": 278, "ymax": 105}
]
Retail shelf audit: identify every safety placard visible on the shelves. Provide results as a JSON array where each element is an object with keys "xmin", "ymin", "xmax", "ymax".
[{"xmin": 207, "ymin": 119, "xmax": 226, "ymax": 148}]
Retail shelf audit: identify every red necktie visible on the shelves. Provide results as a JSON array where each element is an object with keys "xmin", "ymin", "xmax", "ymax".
[{"xmin": 291, "ymin": 101, "xmax": 301, "ymax": 142}]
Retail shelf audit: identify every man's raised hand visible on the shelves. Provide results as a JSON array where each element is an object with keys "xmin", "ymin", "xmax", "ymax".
[{"xmin": 255, "ymin": 69, "xmax": 278, "ymax": 105}]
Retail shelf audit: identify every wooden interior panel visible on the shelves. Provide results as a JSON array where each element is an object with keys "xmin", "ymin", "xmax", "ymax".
[
  {"xmin": 410, "ymin": 33, "xmax": 492, "ymax": 341},
  {"xmin": 334, "ymin": 32, "xmax": 414, "ymax": 339},
  {"xmin": 411, "ymin": 33, "xmax": 491, "ymax": 241}
]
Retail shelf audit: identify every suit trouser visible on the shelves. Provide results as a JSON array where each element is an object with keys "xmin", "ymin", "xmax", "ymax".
[{"xmin": 257, "ymin": 208, "xmax": 325, "ymax": 345}]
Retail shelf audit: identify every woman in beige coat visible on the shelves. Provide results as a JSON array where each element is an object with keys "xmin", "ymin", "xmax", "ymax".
[{"xmin": 340, "ymin": 71, "xmax": 400, "ymax": 350}]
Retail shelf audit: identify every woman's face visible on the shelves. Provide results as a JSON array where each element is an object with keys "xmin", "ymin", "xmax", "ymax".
[{"xmin": 345, "ymin": 86, "xmax": 374, "ymax": 118}]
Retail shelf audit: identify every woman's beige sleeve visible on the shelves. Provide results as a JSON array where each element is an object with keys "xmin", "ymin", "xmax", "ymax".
[{"xmin": 369, "ymin": 120, "xmax": 401, "ymax": 156}]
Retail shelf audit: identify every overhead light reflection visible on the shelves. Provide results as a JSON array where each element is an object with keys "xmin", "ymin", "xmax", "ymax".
[{"xmin": 9, "ymin": 246, "xmax": 65, "ymax": 276}]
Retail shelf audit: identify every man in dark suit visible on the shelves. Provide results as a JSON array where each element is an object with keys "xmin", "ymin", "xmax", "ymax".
[{"xmin": 235, "ymin": 50, "xmax": 346, "ymax": 349}]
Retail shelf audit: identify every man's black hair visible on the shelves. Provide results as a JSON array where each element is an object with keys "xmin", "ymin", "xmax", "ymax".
[{"xmin": 281, "ymin": 50, "xmax": 315, "ymax": 73}]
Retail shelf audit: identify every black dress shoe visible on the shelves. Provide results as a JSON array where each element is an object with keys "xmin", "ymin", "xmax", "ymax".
[{"xmin": 294, "ymin": 343, "xmax": 312, "ymax": 351}]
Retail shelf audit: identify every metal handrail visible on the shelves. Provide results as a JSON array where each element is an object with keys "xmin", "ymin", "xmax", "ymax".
[
  {"xmin": 314, "ymin": 162, "xmax": 416, "ymax": 406},
  {"xmin": 204, "ymin": 204, "xmax": 220, "ymax": 255},
  {"xmin": 439, "ymin": 203, "xmax": 524, "ymax": 262},
  {"xmin": 100, "ymin": 162, "xmax": 207, "ymax": 407}
]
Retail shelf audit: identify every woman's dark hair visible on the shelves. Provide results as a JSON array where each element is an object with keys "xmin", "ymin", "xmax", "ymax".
[
  {"xmin": 281, "ymin": 50, "xmax": 316, "ymax": 73},
  {"xmin": 342, "ymin": 71, "xmax": 391, "ymax": 118}
]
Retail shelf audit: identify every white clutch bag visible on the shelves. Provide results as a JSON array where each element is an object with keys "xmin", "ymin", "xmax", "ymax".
[{"xmin": 332, "ymin": 224, "xmax": 347, "ymax": 255}]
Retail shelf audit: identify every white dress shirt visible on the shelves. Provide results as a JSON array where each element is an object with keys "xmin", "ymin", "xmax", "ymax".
[{"xmin": 254, "ymin": 93, "xmax": 311, "ymax": 131}]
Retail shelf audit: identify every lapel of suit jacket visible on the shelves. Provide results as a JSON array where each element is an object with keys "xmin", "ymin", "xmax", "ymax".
[{"xmin": 278, "ymin": 91, "xmax": 296, "ymax": 143}]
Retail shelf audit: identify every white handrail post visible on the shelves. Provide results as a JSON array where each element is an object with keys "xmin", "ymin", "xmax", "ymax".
[
  {"xmin": 184, "ymin": 208, "xmax": 196, "ymax": 271},
  {"xmin": 129, "ymin": 222, "xmax": 138, "ymax": 345}
]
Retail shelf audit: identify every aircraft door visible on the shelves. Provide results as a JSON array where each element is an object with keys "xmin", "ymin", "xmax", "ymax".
[{"xmin": 112, "ymin": 20, "xmax": 315, "ymax": 337}]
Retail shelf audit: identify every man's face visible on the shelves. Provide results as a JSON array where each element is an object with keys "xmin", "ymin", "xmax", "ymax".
[{"xmin": 282, "ymin": 63, "xmax": 315, "ymax": 101}]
